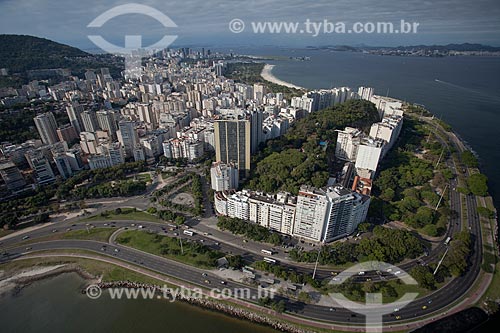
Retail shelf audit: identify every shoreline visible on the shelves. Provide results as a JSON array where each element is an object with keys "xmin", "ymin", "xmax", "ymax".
[
  {"xmin": 0, "ymin": 263, "xmax": 311, "ymax": 333},
  {"xmin": 260, "ymin": 64, "xmax": 306, "ymax": 90}
]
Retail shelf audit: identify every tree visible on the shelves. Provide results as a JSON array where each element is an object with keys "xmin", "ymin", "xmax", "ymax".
[
  {"xmin": 461, "ymin": 151, "xmax": 478, "ymax": 168},
  {"xmin": 467, "ymin": 173, "xmax": 488, "ymax": 196},
  {"xmin": 410, "ymin": 266, "xmax": 436, "ymax": 290},
  {"xmin": 298, "ymin": 291, "xmax": 312, "ymax": 303}
]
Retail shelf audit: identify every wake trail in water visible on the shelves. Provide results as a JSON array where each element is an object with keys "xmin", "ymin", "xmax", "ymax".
[{"xmin": 434, "ymin": 79, "xmax": 500, "ymax": 103}]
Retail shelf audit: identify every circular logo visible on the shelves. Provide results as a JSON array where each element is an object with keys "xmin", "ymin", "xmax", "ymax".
[
  {"xmin": 229, "ymin": 19, "xmax": 245, "ymax": 34},
  {"xmin": 86, "ymin": 284, "xmax": 102, "ymax": 300}
]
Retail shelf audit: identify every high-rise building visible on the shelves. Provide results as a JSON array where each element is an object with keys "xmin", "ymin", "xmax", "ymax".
[
  {"xmin": 214, "ymin": 116, "xmax": 251, "ymax": 179},
  {"xmin": 210, "ymin": 162, "xmax": 239, "ymax": 191},
  {"xmin": 30, "ymin": 154, "xmax": 56, "ymax": 184},
  {"xmin": 355, "ymin": 137, "xmax": 385, "ymax": 176},
  {"xmin": 292, "ymin": 186, "xmax": 330, "ymax": 242},
  {"xmin": 96, "ymin": 110, "xmax": 117, "ymax": 140},
  {"xmin": 57, "ymin": 124, "xmax": 78, "ymax": 144},
  {"xmin": 117, "ymin": 121, "xmax": 139, "ymax": 157},
  {"xmin": 0, "ymin": 161, "xmax": 26, "ymax": 191},
  {"xmin": 253, "ymin": 84, "xmax": 266, "ymax": 102},
  {"xmin": 322, "ymin": 185, "xmax": 371, "ymax": 242},
  {"xmin": 335, "ymin": 127, "xmax": 364, "ymax": 162},
  {"xmin": 369, "ymin": 115, "xmax": 403, "ymax": 154},
  {"xmin": 34, "ymin": 112, "xmax": 59, "ymax": 145},
  {"xmin": 53, "ymin": 153, "xmax": 73, "ymax": 179},
  {"xmin": 81, "ymin": 110, "xmax": 99, "ymax": 133},
  {"xmin": 357, "ymin": 86, "xmax": 374, "ymax": 101},
  {"xmin": 66, "ymin": 101, "xmax": 84, "ymax": 133}
]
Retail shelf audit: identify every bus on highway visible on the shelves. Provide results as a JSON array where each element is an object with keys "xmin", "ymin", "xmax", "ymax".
[
  {"xmin": 183, "ymin": 230, "xmax": 195, "ymax": 236},
  {"xmin": 444, "ymin": 236, "xmax": 451, "ymax": 245},
  {"xmin": 263, "ymin": 257, "xmax": 277, "ymax": 264},
  {"xmin": 261, "ymin": 249, "xmax": 273, "ymax": 256}
]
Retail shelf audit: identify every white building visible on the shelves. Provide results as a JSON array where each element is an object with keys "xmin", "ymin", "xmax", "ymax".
[
  {"xmin": 322, "ymin": 186, "xmax": 371, "ymax": 242},
  {"xmin": 335, "ymin": 127, "xmax": 364, "ymax": 162},
  {"xmin": 210, "ymin": 162, "xmax": 239, "ymax": 191},
  {"xmin": 292, "ymin": 186, "xmax": 330, "ymax": 242},
  {"xmin": 355, "ymin": 138, "xmax": 385, "ymax": 177}
]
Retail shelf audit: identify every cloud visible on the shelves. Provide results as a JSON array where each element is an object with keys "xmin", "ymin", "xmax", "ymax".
[{"xmin": 0, "ymin": 0, "xmax": 499, "ymax": 48}]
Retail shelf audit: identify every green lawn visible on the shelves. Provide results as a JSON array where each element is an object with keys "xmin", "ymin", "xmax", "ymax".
[
  {"xmin": 83, "ymin": 208, "xmax": 163, "ymax": 223},
  {"xmin": 116, "ymin": 230, "xmax": 223, "ymax": 269},
  {"xmin": 63, "ymin": 228, "xmax": 116, "ymax": 242}
]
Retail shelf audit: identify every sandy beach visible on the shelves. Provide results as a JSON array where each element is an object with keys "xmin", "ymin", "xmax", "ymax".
[{"xmin": 260, "ymin": 64, "xmax": 305, "ymax": 90}]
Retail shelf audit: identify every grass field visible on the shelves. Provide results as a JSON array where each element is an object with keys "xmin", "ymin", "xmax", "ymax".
[
  {"xmin": 83, "ymin": 208, "xmax": 163, "ymax": 223},
  {"xmin": 116, "ymin": 230, "xmax": 222, "ymax": 269}
]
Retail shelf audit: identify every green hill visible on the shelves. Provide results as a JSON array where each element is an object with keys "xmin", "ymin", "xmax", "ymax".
[{"xmin": 0, "ymin": 34, "xmax": 122, "ymax": 86}]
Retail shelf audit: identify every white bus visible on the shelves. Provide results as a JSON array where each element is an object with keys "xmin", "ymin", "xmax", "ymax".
[
  {"xmin": 263, "ymin": 257, "xmax": 276, "ymax": 264},
  {"xmin": 444, "ymin": 236, "xmax": 451, "ymax": 245},
  {"xmin": 183, "ymin": 230, "xmax": 194, "ymax": 236},
  {"xmin": 261, "ymin": 249, "xmax": 273, "ymax": 256}
]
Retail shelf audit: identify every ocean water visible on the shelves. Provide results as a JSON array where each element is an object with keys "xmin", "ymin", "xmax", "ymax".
[{"xmin": 0, "ymin": 273, "xmax": 278, "ymax": 333}]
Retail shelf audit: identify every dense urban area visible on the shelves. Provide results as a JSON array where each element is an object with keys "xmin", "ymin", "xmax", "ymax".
[{"xmin": 0, "ymin": 35, "xmax": 498, "ymax": 332}]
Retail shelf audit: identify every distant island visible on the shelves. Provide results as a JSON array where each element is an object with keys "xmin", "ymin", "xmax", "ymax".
[{"xmin": 307, "ymin": 43, "xmax": 500, "ymax": 57}]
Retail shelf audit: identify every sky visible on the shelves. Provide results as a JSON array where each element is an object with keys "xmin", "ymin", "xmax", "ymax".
[{"xmin": 0, "ymin": 0, "xmax": 500, "ymax": 50}]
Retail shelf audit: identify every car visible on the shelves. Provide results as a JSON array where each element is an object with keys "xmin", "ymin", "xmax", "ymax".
[
  {"xmin": 243, "ymin": 240, "xmax": 248, "ymax": 243},
  {"xmin": 214, "ymin": 242, "xmax": 220, "ymax": 246},
  {"xmin": 394, "ymin": 271, "xmax": 401, "ymax": 275},
  {"xmin": 173, "ymin": 232, "xmax": 178, "ymax": 236},
  {"xmin": 202, "ymin": 273, "xmax": 208, "ymax": 277},
  {"xmin": 131, "ymin": 223, "xmax": 136, "ymax": 227},
  {"xmin": 204, "ymin": 279, "xmax": 211, "ymax": 284},
  {"xmin": 331, "ymin": 271, "xmax": 338, "ymax": 276},
  {"xmin": 366, "ymin": 278, "xmax": 372, "ymax": 282},
  {"xmin": 428, "ymin": 300, "xmax": 433, "ymax": 304},
  {"xmin": 71, "ymin": 224, "xmax": 76, "ymax": 227},
  {"xmin": 386, "ymin": 268, "xmax": 392, "ymax": 273},
  {"xmin": 220, "ymin": 281, "xmax": 226, "ymax": 285},
  {"xmin": 199, "ymin": 239, "xmax": 204, "ymax": 243},
  {"xmin": 422, "ymin": 305, "xmax": 428, "ymax": 310},
  {"xmin": 25, "ymin": 247, "xmax": 32, "ymax": 251},
  {"xmin": 114, "ymin": 248, "xmax": 119, "ymax": 252},
  {"xmin": 104, "ymin": 223, "xmax": 108, "ymax": 226},
  {"xmin": 66, "ymin": 228, "xmax": 72, "ymax": 231},
  {"xmin": 394, "ymin": 308, "xmax": 400, "ymax": 312},
  {"xmin": 22, "ymin": 235, "xmax": 30, "ymax": 240},
  {"xmin": 101, "ymin": 247, "xmax": 106, "ymax": 251},
  {"xmin": 332, "ymin": 277, "xmax": 340, "ymax": 281},
  {"xmin": 395, "ymin": 315, "xmax": 401, "ymax": 320},
  {"xmin": 52, "ymin": 229, "xmax": 58, "ymax": 233},
  {"xmin": 329, "ymin": 308, "xmax": 336, "ymax": 312},
  {"xmin": 358, "ymin": 271, "xmax": 365, "ymax": 276}
]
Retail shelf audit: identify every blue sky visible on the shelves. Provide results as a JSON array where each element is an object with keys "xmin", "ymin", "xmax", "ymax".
[{"xmin": 1, "ymin": 0, "xmax": 499, "ymax": 50}]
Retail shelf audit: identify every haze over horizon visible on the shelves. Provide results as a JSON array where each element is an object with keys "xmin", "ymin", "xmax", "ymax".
[{"xmin": 0, "ymin": 0, "xmax": 499, "ymax": 50}]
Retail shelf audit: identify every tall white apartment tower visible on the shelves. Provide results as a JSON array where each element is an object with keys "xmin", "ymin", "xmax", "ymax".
[{"xmin": 33, "ymin": 112, "xmax": 59, "ymax": 145}]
